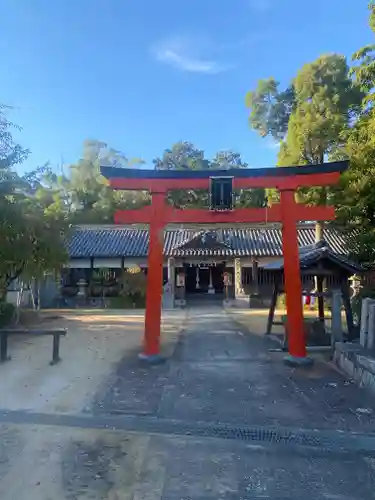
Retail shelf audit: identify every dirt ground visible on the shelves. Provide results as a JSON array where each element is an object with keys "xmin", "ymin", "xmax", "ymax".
[
  {"xmin": 0, "ymin": 307, "xmax": 374, "ymax": 499},
  {"xmin": 0, "ymin": 309, "xmax": 186, "ymax": 414},
  {"xmin": 227, "ymin": 306, "xmax": 344, "ymax": 338}
]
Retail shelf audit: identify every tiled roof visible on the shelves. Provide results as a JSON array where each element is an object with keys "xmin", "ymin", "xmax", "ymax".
[
  {"xmin": 264, "ymin": 240, "xmax": 362, "ymax": 274},
  {"xmin": 67, "ymin": 225, "xmax": 350, "ymax": 259},
  {"xmin": 171, "ymin": 231, "xmax": 233, "ymax": 257}
]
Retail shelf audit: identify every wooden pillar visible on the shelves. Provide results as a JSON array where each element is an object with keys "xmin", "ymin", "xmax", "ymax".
[
  {"xmin": 252, "ymin": 259, "xmax": 259, "ymax": 295},
  {"xmin": 167, "ymin": 257, "xmax": 175, "ymax": 305},
  {"xmin": 141, "ymin": 192, "xmax": 166, "ymax": 361},
  {"xmin": 317, "ymin": 276, "xmax": 325, "ymax": 323},
  {"xmin": 208, "ymin": 266, "xmax": 214, "ymax": 294},
  {"xmin": 195, "ymin": 266, "xmax": 200, "ymax": 289},
  {"xmin": 266, "ymin": 282, "xmax": 279, "ymax": 335},
  {"xmin": 280, "ymin": 190, "xmax": 310, "ymax": 365}
]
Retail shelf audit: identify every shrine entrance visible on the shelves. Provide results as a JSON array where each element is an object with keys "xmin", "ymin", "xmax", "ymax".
[
  {"xmin": 184, "ymin": 263, "xmax": 225, "ymax": 295},
  {"xmin": 102, "ymin": 161, "xmax": 348, "ymax": 366}
]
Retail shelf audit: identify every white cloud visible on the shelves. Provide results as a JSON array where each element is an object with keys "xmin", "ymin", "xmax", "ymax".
[
  {"xmin": 155, "ymin": 48, "xmax": 225, "ymax": 74},
  {"xmin": 152, "ymin": 36, "xmax": 231, "ymax": 74}
]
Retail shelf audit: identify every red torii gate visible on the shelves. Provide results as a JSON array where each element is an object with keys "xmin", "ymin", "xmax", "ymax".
[{"xmin": 102, "ymin": 161, "xmax": 348, "ymax": 366}]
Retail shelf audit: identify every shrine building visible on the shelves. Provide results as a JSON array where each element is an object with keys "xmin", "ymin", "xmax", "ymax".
[{"xmin": 62, "ymin": 223, "xmax": 350, "ymax": 306}]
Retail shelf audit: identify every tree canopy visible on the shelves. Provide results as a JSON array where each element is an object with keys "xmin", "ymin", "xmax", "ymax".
[
  {"xmin": 246, "ymin": 3, "xmax": 375, "ymax": 250},
  {"xmin": 0, "ymin": 108, "xmax": 68, "ymax": 299},
  {"xmin": 0, "ymin": 118, "xmax": 266, "ymax": 301},
  {"xmin": 3, "ymin": 0, "xmax": 375, "ymax": 291},
  {"xmin": 153, "ymin": 141, "xmax": 266, "ymax": 208}
]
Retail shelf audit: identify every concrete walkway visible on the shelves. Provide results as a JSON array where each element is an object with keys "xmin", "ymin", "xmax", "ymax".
[{"xmin": 1, "ymin": 306, "xmax": 375, "ymax": 499}]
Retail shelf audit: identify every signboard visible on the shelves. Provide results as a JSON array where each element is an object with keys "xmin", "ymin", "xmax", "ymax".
[
  {"xmin": 176, "ymin": 260, "xmax": 223, "ymax": 267},
  {"xmin": 176, "ymin": 273, "xmax": 185, "ymax": 287}
]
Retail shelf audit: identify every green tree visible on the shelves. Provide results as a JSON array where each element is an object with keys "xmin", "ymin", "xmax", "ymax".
[
  {"xmin": 153, "ymin": 142, "xmax": 265, "ymax": 208},
  {"xmin": 351, "ymin": 2, "xmax": 375, "ymax": 107},
  {"xmin": 211, "ymin": 150, "xmax": 248, "ymax": 169},
  {"xmin": 153, "ymin": 141, "xmax": 207, "ymax": 171},
  {"xmin": 278, "ymin": 55, "xmax": 361, "ymax": 167},
  {"xmin": 153, "ymin": 141, "xmax": 210, "ymax": 208},
  {"xmin": 246, "ymin": 54, "xmax": 363, "ymax": 238},
  {"xmin": 330, "ymin": 2, "xmax": 375, "ymax": 264},
  {"xmin": 246, "ymin": 78, "xmax": 295, "ymax": 141},
  {"xmin": 211, "ymin": 150, "xmax": 266, "ymax": 207},
  {"xmin": 67, "ymin": 139, "xmax": 147, "ymax": 223},
  {"xmin": 0, "ymin": 107, "xmax": 68, "ymax": 302},
  {"xmin": 0, "ymin": 105, "xmax": 31, "ymax": 297}
]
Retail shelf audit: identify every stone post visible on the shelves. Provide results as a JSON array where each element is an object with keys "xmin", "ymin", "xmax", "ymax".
[
  {"xmin": 368, "ymin": 303, "xmax": 375, "ymax": 350},
  {"xmin": 331, "ymin": 290, "xmax": 343, "ymax": 344},
  {"xmin": 360, "ymin": 298, "xmax": 375, "ymax": 348},
  {"xmin": 164, "ymin": 257, "xmax": 175, "ymax": 309},
  {"xmin": 195, "ymin": 266, "xmax": 200, "ymax": 289},
  {"xmin": 168, "ymin": 257, "xmax": 175, "ymax": 297}
]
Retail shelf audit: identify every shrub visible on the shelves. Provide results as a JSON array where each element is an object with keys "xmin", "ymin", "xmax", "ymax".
[
  {"xmin": 0, "ymin": 302, "xmax": 15, "ymax": 327},
  {"xmin": 121, "ymin": 268, "xmax": 147, "ymax": 303}
]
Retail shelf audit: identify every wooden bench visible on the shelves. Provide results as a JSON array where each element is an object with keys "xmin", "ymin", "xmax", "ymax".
[{"xmin": 0, "ymin": 329, "xmax": 67, "ymax": 365}]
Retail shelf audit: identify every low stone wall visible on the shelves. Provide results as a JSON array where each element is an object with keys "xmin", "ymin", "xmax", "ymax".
[{"xmin": 334, "ymin": 342, "xmax": 375, "ymax": 393}]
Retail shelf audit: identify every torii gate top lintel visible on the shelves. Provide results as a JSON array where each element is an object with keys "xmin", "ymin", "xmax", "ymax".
[
  {"xmin": 101, "ymin": 160, "xmax": 348, "ymax": 192},
  {"xmin": 102, "ymin": 161, "xmax": 348, "ymax": 365}
]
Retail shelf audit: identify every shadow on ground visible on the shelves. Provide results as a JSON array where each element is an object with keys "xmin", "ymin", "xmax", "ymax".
[
  {"xmin": 90, "ymin": 307, "xmax": 375, "ymax": 433},
  {"xmin": 2, "ymin": 307, "xmax": 375, "ymax": 499}
]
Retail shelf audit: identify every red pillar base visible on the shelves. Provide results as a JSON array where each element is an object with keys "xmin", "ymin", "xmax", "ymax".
[
  {"xmin": 283, "ymin": 354, "xmax": 314, "ymax": 368},
  {"xmin": 138, "ymin": 352, "xmax": 166, "ymax": 364}
]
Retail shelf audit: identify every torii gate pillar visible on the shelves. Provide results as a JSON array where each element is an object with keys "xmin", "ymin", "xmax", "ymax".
[
  {"xmin": 280, "ymin": 189, "xmax": 307, "ymax": 362},
  {"xmin": 102, "ymin": 161, "xmax": 348, "ymax": 366},
  {"xmin": 140, "ymin": 191, "xmax": 165, "ymax": 361}
]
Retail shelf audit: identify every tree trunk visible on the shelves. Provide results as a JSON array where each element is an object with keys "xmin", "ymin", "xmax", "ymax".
[
  {"xmin": 37, "ymin": 280, "xmax": 41, "ymax": 311},
  {"xmin": 15, "ymin": 282, "xmax": 25, "ymax": 324},
  {"xmin": 30, "ymin": 279, "xmax": 37, "ymax": 310},
  {"xmin": 16, "ymin": 282, "xmax": 24, "ymax": 308}
]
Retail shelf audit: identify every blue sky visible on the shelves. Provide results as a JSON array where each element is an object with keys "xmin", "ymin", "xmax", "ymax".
[{"xmin": 0, "ymin": 0, "xmax": 371, "ymax": 172}]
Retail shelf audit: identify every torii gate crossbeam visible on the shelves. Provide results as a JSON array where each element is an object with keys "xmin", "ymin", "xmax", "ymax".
[{"xmin": 102, "ymin": 161, "xmax": 348, "ymax": 366}]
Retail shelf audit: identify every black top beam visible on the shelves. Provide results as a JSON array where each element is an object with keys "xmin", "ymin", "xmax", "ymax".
[{"xmin": 101, "ymin": 161, "xmax": 348, "ymax": 180}]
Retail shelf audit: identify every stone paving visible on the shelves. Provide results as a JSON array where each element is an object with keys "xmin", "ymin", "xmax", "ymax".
[{"xmin": 0, "ymin": 306, "xmax": 375, "ymax": 499}]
